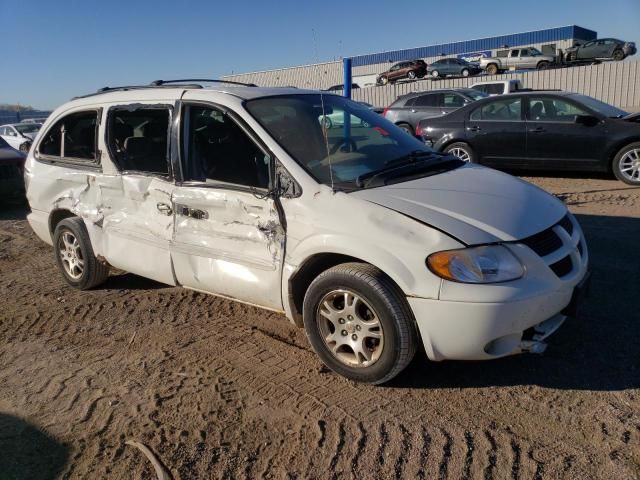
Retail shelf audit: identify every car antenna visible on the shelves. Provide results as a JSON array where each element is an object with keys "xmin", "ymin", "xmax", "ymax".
[{"xmin": 312, "ymin": 27, "xmax": 335, "ymax": 192}]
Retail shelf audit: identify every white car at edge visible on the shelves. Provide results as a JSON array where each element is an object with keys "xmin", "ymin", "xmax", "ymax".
[
  {"xmin": 0, "ymin": 122, "xmax": 42, "ymax": 152},
  {"xmin": 24, "ymin": 80, "xmax": 589, "ymax": 384}
]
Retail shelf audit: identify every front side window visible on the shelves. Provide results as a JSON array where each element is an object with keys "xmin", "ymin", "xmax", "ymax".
[
  {"xmin": 245, "ymin": 94, "xmax": 438, "ymax": 189},
  {"xmin": 182, "ymin": 105, "xmax": 269, "ymax": 189},
  {"xmin": 39, "ymin": 110, "xmax": 98, "ymax": 161},
  {"xmin": 442, "ymin": 93, "xmax": 465, "ymax": 107},
  {"xmin": 527, "ymin": 97, "xmax": 588, "ymax": 122},
  {"xmin": 107, "ymin": 107, "xmax": 170, "ymax": 175},
  {"xmin": 470, "ymin": 98, "xmax": 522, "ymax": 121}
]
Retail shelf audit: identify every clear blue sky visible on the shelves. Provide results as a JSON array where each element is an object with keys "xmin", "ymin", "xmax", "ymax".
[{"xmin": 1, "ymin": 0, "xmax": 639, "ymax": 110}]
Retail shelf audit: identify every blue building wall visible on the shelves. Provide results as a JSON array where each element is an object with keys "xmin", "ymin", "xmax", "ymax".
[{"xmin": 350, "ymin": 25, "xmax": 597, "ymax": 67}]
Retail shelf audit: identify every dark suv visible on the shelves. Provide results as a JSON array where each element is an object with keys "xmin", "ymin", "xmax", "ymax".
[
  {"xmin": 376, "ymin": 60, "xmax": 427, "ymax": 85},
  {"xmin": 382, "ymin": 88, "xmax": 488, "ymax": 133}
]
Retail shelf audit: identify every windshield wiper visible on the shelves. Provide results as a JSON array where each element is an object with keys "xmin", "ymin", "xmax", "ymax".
[{"xmin": 356, "ymin": 151, "xmax": 461, "ymax": 188}]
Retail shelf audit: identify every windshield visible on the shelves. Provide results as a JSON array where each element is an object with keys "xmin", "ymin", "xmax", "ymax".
[
  {"xmin": 245, "ymin": 94, "xmax": 441, "ymax": 188},
  {"xmin": 573, "ymin": 95, "xmax": 628, "ymax": 118},
  {"xmin": 465, "ymin": 90, "xmax": 489, "ymax": 101},
  {"xmin": 14, "ymin": 124, "xmax": 41, "ymax": 134}
]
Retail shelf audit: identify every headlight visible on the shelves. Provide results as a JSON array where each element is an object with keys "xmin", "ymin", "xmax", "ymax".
[{"xmin": 427, "ymin": 245, "xmax": 524, "ymax": 283}]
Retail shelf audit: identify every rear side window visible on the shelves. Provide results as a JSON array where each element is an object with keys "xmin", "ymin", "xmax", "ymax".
[
  {"xmin": 414, "ymin": 94, "xmax": 439, "ymax": 107},
  {"xmin": 470, "ymin": 98, "xmax": 522, "ymax": 121},
  {"xmin": 38, "ymin": 110, "xmax": 99, "ymax": 163},
  {"xmin": 107, "ymin": 107, "xmax": 171, "ymax": 175}
]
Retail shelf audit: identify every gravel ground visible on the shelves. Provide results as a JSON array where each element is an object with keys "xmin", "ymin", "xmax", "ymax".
[{"xmin": 0, "ymin": 174, "xmax": 639, "ymax": 480}]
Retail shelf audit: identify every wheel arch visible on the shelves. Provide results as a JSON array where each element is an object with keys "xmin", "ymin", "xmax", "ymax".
[
  {"xmin": 49, "ymin": 208, "xmax": 77, "ymax": 235},
  {"xmin": 608, "ymin": 136, "xmax": 640, "ymax": 171}
]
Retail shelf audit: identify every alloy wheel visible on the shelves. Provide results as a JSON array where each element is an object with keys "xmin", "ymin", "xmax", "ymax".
[
  {"xmin": 618, "ymin": 148, "xmax": 640, "ymax": 182},
  {"xmin": 316, "ymin": 289, "xmax": 384, "ymax": 367},
  {"xmin": 449, "ymin": 147, "xmax": 471, "ymax": 162},
  {"xmin": 58, "ymin": 230, "xmax": 84, "ymax": 279}
]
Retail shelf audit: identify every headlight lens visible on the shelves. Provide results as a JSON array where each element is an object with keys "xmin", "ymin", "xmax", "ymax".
[{"xmin": 427, "ymin": 245, "xmax": 524, "ymax": 283}]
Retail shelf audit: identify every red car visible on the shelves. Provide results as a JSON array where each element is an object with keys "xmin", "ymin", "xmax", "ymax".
[{"xmin": 376, "ymin": 60, "xmax": 427, "ymax": 85}]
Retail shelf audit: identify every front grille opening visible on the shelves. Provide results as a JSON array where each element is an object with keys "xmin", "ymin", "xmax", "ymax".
[
  {"xmin": 550, "ymin": 255, "xmax": 573, "ymax": 277},
  {"xmin": 520, "ymin": 228, "xmax": 562, "ymax": 256},
  {"xmin": 558, "ymin": 215, "xmax": 574, "ymax": 235}
]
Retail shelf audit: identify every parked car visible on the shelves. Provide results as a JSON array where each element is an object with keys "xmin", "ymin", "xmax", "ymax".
[
  {"xmin": 427, "ymin": 58, "xmax": 482, "ymax": 78},
  {"xmin": 0, "ymin": 136, "xmax": 26, "ymax": 196},
  {"xmin": 383, "ymin": 88, "xmax": 488, "ymax": 134},
  {"xmin": 470, "ymin": 79, "xmax": 523, "ymax": 96},
  {"xmin": 25, "ymin": 80, "xmax": 589, "ymax": 384},
  {"xmin": 565, "ymin": 38, "xmax": 636, "ymax": 62},
  {"xmin": 416, "ymin": 91, "xmax": 640, "ymax": 185},
  {"xmin": 376, "ymin": 60, "xmax": 427, "ymax": 85},
  {"xmin": 325, "ymin": 83, "xmax": 360, "ymax": 92},
  {"xmin": 479, "ymin": 48, "xmax": 555, "ymax": 75},
  {"xmin": 0, "ymin": 123, "xmax": 42, "ymax": 152}
]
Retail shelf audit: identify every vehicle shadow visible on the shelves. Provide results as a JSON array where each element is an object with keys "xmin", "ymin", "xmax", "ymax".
[
  {"xmin": 0, "ymin": 413, "xmax": 69, "ymax": 479},
  {"xmin": 390, "ymin": 213, "xmax": 640, "ymax": 392},
  {"xmin": 102, "ymin": 272, "xmax": 170, "ymax": 291}
]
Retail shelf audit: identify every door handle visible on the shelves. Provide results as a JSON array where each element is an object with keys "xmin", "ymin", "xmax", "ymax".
[
  {"xmin": 467, "ymin": 125, "xmax": 481, "ymax": 132},
  {"xmin": 176, "ymin": 204, "xmax": 209, "ymax": 220},
  {"xmin": 156, "ymin": 202, "xmax": 173, "ymax": 215},
  {"xmin": 529, "ymin": 127, "xmax": 545, "ymax": 133}
]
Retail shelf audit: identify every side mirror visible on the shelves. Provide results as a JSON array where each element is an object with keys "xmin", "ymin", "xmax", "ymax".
[{"xmin": 574, "ymin": 114, "xmax": 600, "ymax": 126}]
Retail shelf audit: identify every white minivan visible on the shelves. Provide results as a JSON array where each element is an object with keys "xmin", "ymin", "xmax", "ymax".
[{"xmin": 24, "ymin": 80, "xmax": 589, "ymax": 384}]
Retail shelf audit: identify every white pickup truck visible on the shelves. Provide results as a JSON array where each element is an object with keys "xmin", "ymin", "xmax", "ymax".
[{"xmin": 479, "ymin": 48, "xmax": 555, "ymax": 75}]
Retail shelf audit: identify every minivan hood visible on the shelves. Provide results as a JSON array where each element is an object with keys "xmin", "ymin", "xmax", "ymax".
[{"xmin": 352, "ymin": 164, "xmax": 566, "ymax": 245}]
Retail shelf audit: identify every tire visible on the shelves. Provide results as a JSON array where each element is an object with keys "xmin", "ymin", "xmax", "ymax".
[
  {"xmin": 431, "ymin": 70, "xmax": 440, "ymax": 79},
  {"xmin": 379, "ymin": 76, "xmax": 389, "ymax": 86},
  {"xmin": 537, "ymin": 61, "xmax": 550, "ymax": 70},
  {"xmin": 396, "ymin": 123, "xmax": 413, "ymax": 135},
  {"xmin": 53, "ymin": 217, "xmax": 109, "ymax": 290},
  {"xmin": 445, "ymin": 142, "xmax": 476, "ymax": 163},
  {"xmin": 360, "ymin": 120, "xmax": 371, "ymax": 128},
  {"xmin": 408, "ymin": 71, "xmax": 417, "ymax": 80},
  {"xmin": 19, "ymin": 142, "xmax": 30, "ymax": 153},
  {"xmin": 612, "ymin": 49, "xmax": 625, "ymax": 61},
  {"xmin": 612, "ymin": 142, "xmax": 640, "ymax": 185},
  {"xmin": 322, "ymin": 116, "xmax": 333, "ymax": 129},
  {"xmin": 486, "ymin": 64, "xmax": 499, "ymax": 75},
  {"xmin": 461, "ymin": 68, "xmax": 470, "ymax": 77},
  {"xmin": 566, "ymin": 52, "xmax": 576, "ymax": 62},
  {"xmin": 302, "ymin": 262, "xmax": 418, "ymax": 384}
]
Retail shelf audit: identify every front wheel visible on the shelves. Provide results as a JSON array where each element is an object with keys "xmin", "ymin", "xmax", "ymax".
[
  {"xmin": 431, "ymin": 70, "xmax": 440, "ymax": 78},
  {"xmin": 612, "ymin": 49, "xmax": 625, "ymax": 61},
  {"xmin": 445, "ymin": 142, "xmax": 476, "ymax": 163},
  {"xmin": 613, "ymin": 142, "xmax": 640, "ymax": 185},
  {"xmin": 19, "ymin": 142, "xmax": 31, "ymax": 153},
  {"xmin": 303, "ymin": 263, "xmax": 418, "ymax": 384},
  {"xmin": 53, "ymin": 217, "xmax": 110, "ymax": 290},
  {"xmin": 407, "ymin": 71, "xmax": 417, "ymax": 80},
  {"xmin": 486, "ymin": 64, "xmax": 499, "ymax": 75},
  {"xmin": 396, "ymin": 123, "xmax": 413, "ymax": 135},
  {"xmin": 461, "ymin": 68, "xmax": 470, "ymax": 77},
  {"xmin": 379, "ymin": 76, "xmax": 389, "ymax": 86}
]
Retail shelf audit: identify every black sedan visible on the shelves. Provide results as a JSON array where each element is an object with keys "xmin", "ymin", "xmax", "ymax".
[
  {"xmin": 416, "ymin": 91, "xmax": 640, "ymax": 185},
  {"xmin": 0, "ymin": 137, "xmax": 27, "ymax": 197}
]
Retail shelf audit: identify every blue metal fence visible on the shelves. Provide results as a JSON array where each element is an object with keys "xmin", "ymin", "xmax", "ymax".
[{"xmin": 0, "ymin": 110, "xmax": 51, "ymax": 125}]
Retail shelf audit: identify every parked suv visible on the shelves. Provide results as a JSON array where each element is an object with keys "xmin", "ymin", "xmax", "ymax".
[
  {"xmin": 376, "ymin": 60, "xmax": 427, "ymax": 85},
  {"xmin": 565, "ymin": 38, "xmax": 636, "ymax": 62},
  {"xmin": 383, "ymin": 88, "xmax": 488, "ymax": 134},
  {"xmin": 25, "ymin": 80, "xmax": 588, "ymax": 384}
]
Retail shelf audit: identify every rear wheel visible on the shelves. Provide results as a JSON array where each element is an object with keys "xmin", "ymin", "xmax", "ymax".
[
  {"xmin": 612, "ymin": 49, "xmax": 625, "ymax": 61},
  {"xmin": 566, "ymin": 52, "xmax": 576, "ymax": 62},
  {"xmin": 537, "ymin": 61, "xmax": 550, "ymax": 70},
  {"xmin": 397, "ymin": 123, "xmax": 413, "ymax": 135},
  {"xmin": 486, "ymin": 64, "xmax": 499, "ymax": 75},
  {"xmin": 445, "ymin": 142, "xmax": 476, "ymax": 163},
  {"xmin": 408, "ymin": 71, "xmax": 417, "ymax": 80},
  {"xmin": 53, "ymin": 217, "xmax": 109, "ymax": 290},
  {"xmin": 613, "ymin": 142, "xmax": 640, "ymax": 185},
  {"xmin": 302, "ymin": 263, "xmax": 418, "ymax": 384}
]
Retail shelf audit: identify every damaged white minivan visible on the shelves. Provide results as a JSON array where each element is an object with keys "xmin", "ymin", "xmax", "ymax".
[{"xmin": 25, "ymin": 80, "xmax": 589, "ymax": 384}]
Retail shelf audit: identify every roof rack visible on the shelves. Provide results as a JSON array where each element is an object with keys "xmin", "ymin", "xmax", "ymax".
[
  {"xmin": 72, "ymin": 78, "xmax": 257, "ymax": 100},
  {"xmin": 149, "ymin": 79, "xmax": 258, "ymax": 87}
]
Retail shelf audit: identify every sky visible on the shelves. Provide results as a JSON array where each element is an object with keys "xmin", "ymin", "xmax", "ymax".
[{"xmin": 1, "ymin": 0, "xmax": 639, "ymax": 110}]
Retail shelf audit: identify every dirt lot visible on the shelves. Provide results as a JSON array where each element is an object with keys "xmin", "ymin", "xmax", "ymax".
[{"xmin": 1, "ymin": 174, "xmax": 639, "ymax": 480}]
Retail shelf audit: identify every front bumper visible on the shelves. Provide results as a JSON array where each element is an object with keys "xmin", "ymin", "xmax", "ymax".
[{"xmin": 409, "ymin": 273, "xmax": 588, "ymax": 361}]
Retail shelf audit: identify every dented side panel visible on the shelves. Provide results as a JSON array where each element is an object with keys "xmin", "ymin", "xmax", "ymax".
[{"xmin": 171, "ymin": 186, "xmax": 284, "ymax": 310}]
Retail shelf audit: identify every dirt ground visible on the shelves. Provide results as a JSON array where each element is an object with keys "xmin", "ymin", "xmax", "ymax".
[{"xmin": 1, "ymin": 173, "xmax": 639, "ymax": 480}]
